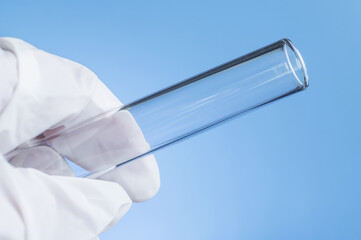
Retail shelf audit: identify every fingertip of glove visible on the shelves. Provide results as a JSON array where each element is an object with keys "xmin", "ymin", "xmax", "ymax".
[
  {"xmin": 130, "ymin": 169, "xmax": 160, "ymax": 203},
  {"xmin": 96, "ymin": 154, "xmax": 161, "ymax": 203},
  {"xmin": 87, "ymin": 178, "xmax": 133, "ymax": 233},
  {"xmin": 101, "ymin": 191, "xmax": 132, "ymax": 232},
  {"xmin": 71, "ymin": 177, "xmax": 133, "ymax": 234}
]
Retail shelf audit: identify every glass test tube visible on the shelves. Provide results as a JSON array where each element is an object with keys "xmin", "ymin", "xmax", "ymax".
[
  {"xmin": 127, "ymin": 38, "xmax": 308, "ymax": 154},
  {"xmin": 12, "ymin": 38, "xmax": 309, "ymax": 178},
  {"xmin": 89, "ymin": 38, "xmax": 308, "ymax": 177}
]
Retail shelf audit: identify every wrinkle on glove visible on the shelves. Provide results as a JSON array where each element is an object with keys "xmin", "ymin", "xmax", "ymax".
[
  {"xmin": 0, "ymin": 153, "xmax": 132, "ymax": 240},
  {"xmin": 9, "ymin": 145, "xmax": 75, "ymax": 176}
]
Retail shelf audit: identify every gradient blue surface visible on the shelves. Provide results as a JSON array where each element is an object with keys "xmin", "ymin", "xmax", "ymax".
[{"xmin": 2, "ymin": 0, "xmax": 361, "ymax": 239}]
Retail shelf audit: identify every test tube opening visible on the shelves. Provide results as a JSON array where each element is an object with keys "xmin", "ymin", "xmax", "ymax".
[{"xmin": 283, "ymin": 38, "xmax": 309, "ymax": 89}]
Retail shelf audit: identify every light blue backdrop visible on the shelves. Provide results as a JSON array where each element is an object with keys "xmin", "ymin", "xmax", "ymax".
[{"xmin": 2, "ymin": 0, "xmax": 361, "ymax": 239}]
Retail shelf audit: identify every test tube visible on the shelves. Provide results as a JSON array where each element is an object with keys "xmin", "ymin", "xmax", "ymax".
[
  {"xmin": 126, "ymin": 38, "xmax": 308, "ymax": 153},
  {"xmin": 12, "ymin": 38, "xmax": 309, "ymax": 178}
]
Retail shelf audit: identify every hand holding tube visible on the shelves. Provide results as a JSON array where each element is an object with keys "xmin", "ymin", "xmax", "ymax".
[
  {"xmin": 0, "ymin": 37, "xmax": 160, "ymax": 240},
  {"xmin": 20, "ymin": 38, "xmax": 308, "ymax": 179}
]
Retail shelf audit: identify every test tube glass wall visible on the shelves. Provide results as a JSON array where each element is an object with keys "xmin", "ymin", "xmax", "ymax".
[
  {"xmin": 127, "ymin": 38, "xmax": 308, "ymax": 156},
  {"xmin": 88, "ymin": 38, "xmax": 308, "ymax": 177}
]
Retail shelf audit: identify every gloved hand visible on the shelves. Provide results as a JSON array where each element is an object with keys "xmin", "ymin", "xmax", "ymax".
[{"xmin": 0, "ymin": 37, "xmax": 160, "ymax": 240}]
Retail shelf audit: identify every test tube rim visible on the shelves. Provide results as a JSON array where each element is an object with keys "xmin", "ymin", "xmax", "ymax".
[{"xmin": 282, "ymin": 38, "xmax": 309, "ymax": 89}]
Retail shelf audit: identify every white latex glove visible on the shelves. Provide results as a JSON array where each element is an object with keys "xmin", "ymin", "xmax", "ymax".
[{"xmin": 0, "ymin": 37, "xmax": 160, "ymax": 240}]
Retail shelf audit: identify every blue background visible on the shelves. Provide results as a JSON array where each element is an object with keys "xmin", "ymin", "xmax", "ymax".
[{"xmin": 2, "ymin": 0, "xmax": 361, "ymax": 239}]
